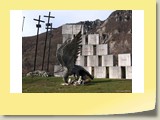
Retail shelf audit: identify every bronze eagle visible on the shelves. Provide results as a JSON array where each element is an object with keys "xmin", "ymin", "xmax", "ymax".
[{"xmin": 56, "ymin": 31, "xmax": 93, "ymax": 83}]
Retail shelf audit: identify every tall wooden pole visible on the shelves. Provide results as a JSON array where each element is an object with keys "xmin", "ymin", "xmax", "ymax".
[
  {"xmin": 46, "ymin": 24, "xmax": 54, "ymax": 72},
  {"xmin": 33, "ymin": 16, "xmax": 45, "ymax": 71},
  {"xmin": 41, "ymin": 12, "xmax": 55, "ymax": 70}
]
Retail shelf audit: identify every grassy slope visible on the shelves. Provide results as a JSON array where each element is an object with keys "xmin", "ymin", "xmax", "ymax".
[{"xmin": 22, "ymin": 77, "xmax": 132, "ymax": 93}]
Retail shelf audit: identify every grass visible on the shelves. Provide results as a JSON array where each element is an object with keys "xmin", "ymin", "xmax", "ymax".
[{"xmin": 22, "ymin": 77, "xmax": 132, "ymax": 93}]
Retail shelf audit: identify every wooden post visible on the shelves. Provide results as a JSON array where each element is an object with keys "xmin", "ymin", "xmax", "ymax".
[
  {"xmin": 46, "ymin": 24, "xmax": 54, "ymax": 72},
  {"xmin": 33, "ymin": 15, "xmax": 45, "ymax": 71},
  {"xmin": 41, "ymin": 12, "xmax": 55, "ymax": 70}
]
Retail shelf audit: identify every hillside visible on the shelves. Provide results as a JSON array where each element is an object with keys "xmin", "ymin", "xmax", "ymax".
[{"xmin": 22, "ymin": 27, "xmax": 62, "ymax": 74}]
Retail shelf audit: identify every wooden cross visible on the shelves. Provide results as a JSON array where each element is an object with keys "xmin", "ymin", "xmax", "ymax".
[
  {"xmin": 33, "ymin": 15, "xmax": 45, "ymax": 71},
  {"xmin": 42, "ymin": 12, "xmax": 55, "ymax": 70}
]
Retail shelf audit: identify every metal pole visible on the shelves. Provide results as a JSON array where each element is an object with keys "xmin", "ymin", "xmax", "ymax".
[{"xmin": 41, "ymin": 12, "xmax": 55, "ymax": 70}]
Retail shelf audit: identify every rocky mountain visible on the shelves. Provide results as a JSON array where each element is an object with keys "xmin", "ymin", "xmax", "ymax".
[
  {"xmin": 96, "ymin": 10, "xmax": 132, "ymax": 65},
  {"xmin": 22, "ymin": 10, "xmax": 132, "ymax": 74}
]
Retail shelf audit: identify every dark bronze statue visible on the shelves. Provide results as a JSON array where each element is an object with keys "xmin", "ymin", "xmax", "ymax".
[{"xmin": 56, "ymin": 31, "xmax": 93, "ymax": 84}]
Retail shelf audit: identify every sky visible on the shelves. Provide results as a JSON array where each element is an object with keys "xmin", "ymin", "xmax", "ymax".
[{"xmin": 22, "ymin": 10, "xmax": 114, "ymax": 37}]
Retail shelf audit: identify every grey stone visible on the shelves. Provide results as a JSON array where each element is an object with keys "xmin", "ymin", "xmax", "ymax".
[
  {"xmin": 73, "ymin": 25, "xmax": 84, "ymax": 34},
  {"xmin": 87, "ymin": 55, "xmax": 98, "ymax": 66},
  {"xmin": 94, "ymin": 67, "xmax": 106, "ymax": 78},
  {"xmin": 62, "ymin": 24, "xmax": 84, "ymax": 35},
  {"xmin": 54, "ymin": 65, "xmax": 64, "ymax": 77},
  {"xmin": 57, "ymin": 44, "xmax": 62, "ymax": 50},
  {"xmin": 76, "ymin": 56, "xmax": 84, "ymax": 66},
  {"xmin": 26, "ymin": 70, "xmax": 48, "ymax": 77},
  {"xmin": 118, "ymin": 53, "xmax": 131, "ymax": 66},
  {"xmin": 109, "ymin": 67, "xmax": 122, "ymax": 79},
  {"xmin": 82, "ymin": 45, "xmax": 93, "ymax": 55},
  {"xmin": 81, "ymin": 35, "xmax": 86, "ymax": 45},
  {"xmin": 62, "ymin": 34, "xmax": 73, "ymax": 43},
  {"xmin": 126, "ymin": 66, "xmax": 132, "ymax": 79},
  {"xmin": 88, "ymin": 34, "xmax": 99, "ymax": 45},
  {"xmin": 96, "ymin": 44, "xmax": 108, "ymax": 55},
  {"xmin": 102, "ymin": 55, "xmax": 114, "ymax": 66},
  {"xmin": 62, "ymin": 25, "xmax": 73, "ymax": 34}
]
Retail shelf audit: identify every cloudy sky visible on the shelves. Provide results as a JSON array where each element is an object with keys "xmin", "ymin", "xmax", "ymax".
[{"xmin": 22, "ymin": 10, "xmax": 114, "ymax": 37}]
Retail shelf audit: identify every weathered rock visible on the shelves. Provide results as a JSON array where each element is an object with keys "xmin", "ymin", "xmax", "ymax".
[{"xmin": 26, "ymin": 70, "xmax": 48, "ymax": 77}]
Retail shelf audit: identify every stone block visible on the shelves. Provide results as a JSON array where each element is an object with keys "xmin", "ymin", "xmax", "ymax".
[
  {"xmin": 62, "ymin": 24, "xmax": 84, "ymax": 35},
  {"xmin": 62, "ymin": 34, "xmax": 73, "ymax": 43},
  {"xmin": 94, "ymin": 67, "xmax": 106, "ymax": 78},
  {"xmin": 97, "ymin": 44, "xmax": 108, "ymax": 55},
  {"xmin": 126, "ymin": 66, "xmax": 132, "ymax": 79},
  {"xmin": 87, "ymin": 55, "xmax": 98, "ymax": 66},
  {"xmin": 62, "ymin": 25, "xmax": 73, "ymax": 34},
  {"xmin": 109, "ymin": 67, "xmax": 122, "ymax": 79},
  {"xmin": 88, "ymin": 34, "xmax": 99, "ymax": 45},
  {"xmin": 102, "ymin": 55, "xmax": 114, "ymax": 66},
  {"xmin": 81, "ymin": 35, "xmax": 86, "ymax": 45},
  {"xmin": 76, "ymin": 56, "xmax": 84, "ymax": 66},
  {"xmin": 54, "ymin": 65, "xmax": 64, "ymax": 77},
  {"xmin": 82, "ymin": 45, "xmax": 93, "ymax": 55},
  {"xmin": 73, "ymin": 25, "xmax": 84, "ymax": 34},
  {"xmin": 118, "ymin": 53, "xmax": 131, "ymax": 66}
]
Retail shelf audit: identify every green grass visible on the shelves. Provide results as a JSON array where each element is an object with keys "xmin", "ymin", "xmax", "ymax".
[{"xmin": 22, "ymin": 77, "xmax": 132, "ymax": 93}]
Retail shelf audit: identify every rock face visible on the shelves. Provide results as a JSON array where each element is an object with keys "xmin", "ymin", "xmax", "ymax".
[
  {"xmin": 22, "ymin": 10, "xmax": 132, "ymax": 74},
  {"xmin": 96, "ymin": 10, "xmax": 132, "ymax": 65},
  {"xmin": 82, "ymin": 19, "xmax": 103, "ymax": 34}
]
